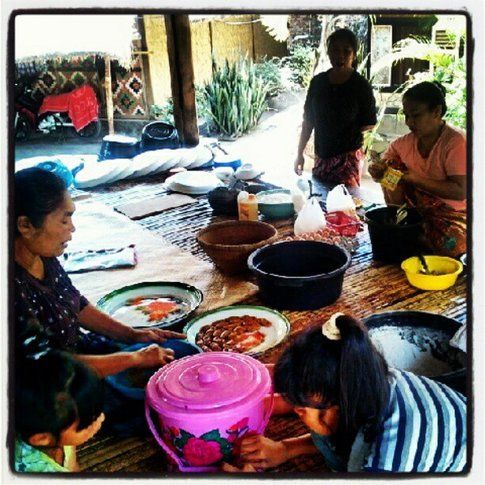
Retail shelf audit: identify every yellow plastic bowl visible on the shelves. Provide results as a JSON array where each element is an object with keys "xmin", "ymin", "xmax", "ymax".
[{"xmin": 401, "ymin": 256, "xmax": 463, "ymax": 291}]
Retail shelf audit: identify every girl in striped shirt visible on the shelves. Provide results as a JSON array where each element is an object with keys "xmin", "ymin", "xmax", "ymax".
[{"xmin": 225, "ymin": 313, "xmax": 467, "ymax": 473}]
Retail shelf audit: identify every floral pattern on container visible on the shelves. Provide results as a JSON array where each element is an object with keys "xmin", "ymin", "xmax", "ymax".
[{"xmin": 165, "ymin": 418, "xmax": 250, "ymax": 467}]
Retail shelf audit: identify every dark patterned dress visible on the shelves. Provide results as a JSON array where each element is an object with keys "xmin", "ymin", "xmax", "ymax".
[{"xmin": 14, "ymin": 257, "xmax": 118, "ymax": 354}]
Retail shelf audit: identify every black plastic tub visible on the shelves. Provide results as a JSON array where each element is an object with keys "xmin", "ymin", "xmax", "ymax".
[
  {"xmin": 247, "ymin": 241, "xmax": 351, "ymax": 310},
  {"xmin": 364, "ymin": 311, "xmax": 466, "ymax": 395},
  {"xmin": 365, "ymin": 206, "xmax": 424, "ymax": 263}
]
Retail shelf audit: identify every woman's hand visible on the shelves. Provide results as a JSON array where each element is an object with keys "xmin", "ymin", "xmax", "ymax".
[
  {"xmin": 294, "ymin": 155, "xmax": 305, "ymax": 175},
  {"xmin": 401, "ymin": 169, "xmax": 419, "ymax": 186},
  {"xmin": 238, "ymin": 434, "xmax": 289, "ymax": 469},
  {"xmin": 368, "ymin": 161, "xmax": 387, "ymax": 181},
  {"xmin": 132, "ymin": 344, "xmax": 175, "ymax": 368},
  {"xmin": 131, "ymin": 328, "xmax": 185, "ymax": 344}
]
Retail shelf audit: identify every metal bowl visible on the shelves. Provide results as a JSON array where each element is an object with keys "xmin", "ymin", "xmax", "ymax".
[{"xmin": 257, "ymin": 189, "xmax": 295, "ymax": 219}]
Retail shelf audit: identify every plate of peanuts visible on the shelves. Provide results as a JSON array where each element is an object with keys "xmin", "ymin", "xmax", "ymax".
[{"xmin": 184, "ymin": 305, "xmax": 290, "ymax": 355}]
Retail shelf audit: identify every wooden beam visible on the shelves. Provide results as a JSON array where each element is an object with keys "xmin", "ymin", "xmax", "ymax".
[
  {"xmin": 104, "ymin": 55, "xmax": 115, "ymax": 135},
  {"xmin": 164, "ymin": 14, "xmax": 199, "ymax": 147},
  {"xmin": 137, "ymin": 16, "xmax": 155, "ymax": 117}
]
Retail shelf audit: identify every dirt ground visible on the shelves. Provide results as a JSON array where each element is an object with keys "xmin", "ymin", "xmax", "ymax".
[{"xmin": 14, "ymin": 92, "xmax": 384, "ymax": 201}]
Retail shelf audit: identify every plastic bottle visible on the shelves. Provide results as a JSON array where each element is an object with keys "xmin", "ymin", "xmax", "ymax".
[{"xmin": 237, "ymin": 191, "xmax": 259, "ymax": 221}]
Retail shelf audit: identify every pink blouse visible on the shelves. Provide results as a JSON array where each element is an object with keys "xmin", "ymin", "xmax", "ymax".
[{"xmin": 382, "ymin": 124, "xmax": 467, "ymax": 211}]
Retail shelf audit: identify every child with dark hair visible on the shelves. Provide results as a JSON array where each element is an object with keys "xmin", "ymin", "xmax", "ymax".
[
  {"xmin": 14, "ymin": 350, "xmax": 105, "ymax": 472},
  {"xmin": 224, "ymin": 313, "xmax": 466, "ymax": 473}
]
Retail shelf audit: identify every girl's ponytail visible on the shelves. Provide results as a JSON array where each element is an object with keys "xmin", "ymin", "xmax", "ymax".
[{"xmin": 336, "ymin": 315, "xmax": 390, "ymax": 443}]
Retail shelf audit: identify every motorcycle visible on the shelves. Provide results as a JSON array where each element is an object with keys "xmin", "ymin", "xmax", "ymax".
[{"xmin": 14, "ymin": 82, "xmax": 101, "ymax": 141}]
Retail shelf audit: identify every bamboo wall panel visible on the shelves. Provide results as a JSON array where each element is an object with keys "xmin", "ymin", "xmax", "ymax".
[{"xmin": 143, "ymin": 15, "xmax": 171, "ymax": 106}]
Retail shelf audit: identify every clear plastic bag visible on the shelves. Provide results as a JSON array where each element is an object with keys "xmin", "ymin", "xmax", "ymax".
[
  {"xmin": 294, "ymin": 198, "xmax": 327, "ymax": 235},
  {"xmin": 326, "ymin": 184, "xmax": 356, "ymax": 215},
  {"xmin": 291, "ymin": 187, "xmax": 307, "ymax": 214}
]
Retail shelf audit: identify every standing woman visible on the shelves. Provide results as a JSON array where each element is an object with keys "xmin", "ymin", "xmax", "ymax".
[
  {"xmin": 368, "ymin": 81, "xmax": 467, "ymax": 257},
  {"xmin": 295, "ymin": 28, "xmax": 377, "ymax": 187}
]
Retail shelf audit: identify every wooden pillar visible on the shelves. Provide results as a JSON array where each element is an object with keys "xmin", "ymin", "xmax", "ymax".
[
  {"xmin": 164, "ymin": 14, "xmax": 199, "ymax": 147},
  {"xmin": 137, "ymin": 15, "xmax": 155, "ymax": 115},
  {"xmin": 104, "ymin": 55, "xmax": 115, "ymax": 135}
]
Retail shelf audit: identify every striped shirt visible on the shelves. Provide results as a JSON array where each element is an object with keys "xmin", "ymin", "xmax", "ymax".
[{"xmin": 363, "ymin": 369, "xmax": 467, "ymax": 472}]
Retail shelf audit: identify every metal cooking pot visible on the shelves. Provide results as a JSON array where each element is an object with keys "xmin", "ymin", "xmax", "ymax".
[
  {"xmin": 140, "ymin": 121, "xmax": 180, "ymax": 152},
  {"xmin": 364, "ymin": 311, "xmax": 466, "ymax": 395},
  {"xmin": 98, "ymin": 134, "xmax": 139, "ymax": 161}
]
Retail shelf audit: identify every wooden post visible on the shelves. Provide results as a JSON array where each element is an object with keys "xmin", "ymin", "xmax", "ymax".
[
  {"xmin": 104, "ymin": 55, "xmax": 115, "ymax": 135},
  {"xmin": 137, "ymin": 16, "xmax": 155, "ymax": 116},
  {"xmin": 164, "ymin": 14, "xmax": 199, "ymax": 146}
]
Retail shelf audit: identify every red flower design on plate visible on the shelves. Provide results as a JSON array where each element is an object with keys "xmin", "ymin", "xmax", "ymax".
[{"xmin": 182, "ymin": 437, "xmax": 223, "ymax": 466}]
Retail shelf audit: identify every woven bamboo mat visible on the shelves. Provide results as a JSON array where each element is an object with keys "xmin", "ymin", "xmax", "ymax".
[
  {"xmin": 88, "ymin": 173, "xmax": 285, "ymax": 261},
  {"xmin": 76, "ymin": 176, "xmax": 467, "ymax": 474}
]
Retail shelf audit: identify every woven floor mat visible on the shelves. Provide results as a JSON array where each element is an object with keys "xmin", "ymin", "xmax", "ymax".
[
  {"xmin": 75, "ymin": 176, "xmax": 467, "ymax": 475},
  {"xmin": 77, "ymin": 417, "xmax": 327, "ymax": 474},
  {"xmin": 89, "ymin": 176, "xmax": 295, "ymax": 262},
  {"xmin": 68, "ymin": 200, "xmax": 258, "ymax": 314}
]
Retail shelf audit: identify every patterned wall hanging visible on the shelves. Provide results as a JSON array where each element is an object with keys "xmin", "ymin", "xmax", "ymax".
[
  {"xmin": 25, "ymin": 54, "xmax": 149, "ymax": 119},
  {"xmin": 112, "ymin": 55, "xmax": 147, "ymax": 118}
]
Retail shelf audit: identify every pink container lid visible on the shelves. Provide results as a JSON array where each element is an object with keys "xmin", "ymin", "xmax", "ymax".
[{"xmin": 146, "ymin": 352, "xmax": 271, "ymax": 416}]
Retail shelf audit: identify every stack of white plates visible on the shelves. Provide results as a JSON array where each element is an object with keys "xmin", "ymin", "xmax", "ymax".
[
  {"xmin": 74, "ymin": 159, "xmax": 132, "ymax": 189},
  {"xmin": 130, "ymin": 151, "xmax": 170, "ymax": 179},
  {"xmin": 173, "ymin": 148, "xmax": 198, "ymax": 168},
  {"xmin": 106, "ymin": 158, "xmax": 136, "ymax": 181},
  {"xmin": 138, "ymin": 149, "xmax": 178, "ymax": 175},
  {"xmin": 165, "ymin": 171, "xmax": 222, "ymax": 195},
  {"xmin": 186, "ymin": 146, "xmax": 213, "ymax": 169}
]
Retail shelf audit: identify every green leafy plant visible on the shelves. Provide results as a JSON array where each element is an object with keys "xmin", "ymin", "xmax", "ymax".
[
  {"xmin": 364, "ymin": 29, "xmax": 466, "ymax": 159},
  {"xmin": 370, "ymin": 36, "xmax": 466, "ymax": 129},
  {"xmin": 203, "ymin": 58, "xmax": 269, "ymax": 139},
  {"xmin": 254, "ymin": 57, "xmax": 284, "ymax": 98},
  {"xmin": 150, "ymin": 100, "xmax": 174, "ymax": 124},
  {"xmin": 150, "ymin": 86, "xmax": 212, "ymax": 129},
  {"xmin": 283, "ymin": 45, "xmax": 316, "ymax": 88}
]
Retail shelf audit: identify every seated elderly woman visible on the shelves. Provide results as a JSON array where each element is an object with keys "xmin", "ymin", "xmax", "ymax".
[
  {"xmin": 14, "ymin": 167, "xmax": 185, "ymax": 377},
  {"xmin": 368, "ymin": 81, "xmax": 466, "ymax": 257}
]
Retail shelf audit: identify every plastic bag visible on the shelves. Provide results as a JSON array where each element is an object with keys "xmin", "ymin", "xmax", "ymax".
[
  {"xmin": 291, "ymin": 187, "xmax": 307, "ymax": 214},
  {"xmin": 326, "ymin": 184, "xmax": 356, "ymax": 216},
  {"xmin": 294, "ymin": 198, "xmax": 326, "ymax": 235}
]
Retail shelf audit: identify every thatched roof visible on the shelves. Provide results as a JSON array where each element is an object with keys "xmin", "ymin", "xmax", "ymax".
[{"xmin": 15, "ymin": 14, "xmax": 136, "ymax": 66}]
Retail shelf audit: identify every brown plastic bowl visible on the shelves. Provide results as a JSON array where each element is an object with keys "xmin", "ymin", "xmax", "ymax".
[{"xmin": 197, "ymin": 220, "xmax": 278, "ymax": 275}]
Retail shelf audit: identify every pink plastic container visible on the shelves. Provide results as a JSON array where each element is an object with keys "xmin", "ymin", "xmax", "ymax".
[{"xmin": 145, "ymin": 352, "xmax": 273, "ymax": 472}]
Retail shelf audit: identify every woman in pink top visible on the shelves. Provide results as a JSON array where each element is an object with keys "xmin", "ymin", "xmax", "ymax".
[{"xmin": 369, "ymin": 81, "xmax": 467, "ymax": 257}]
